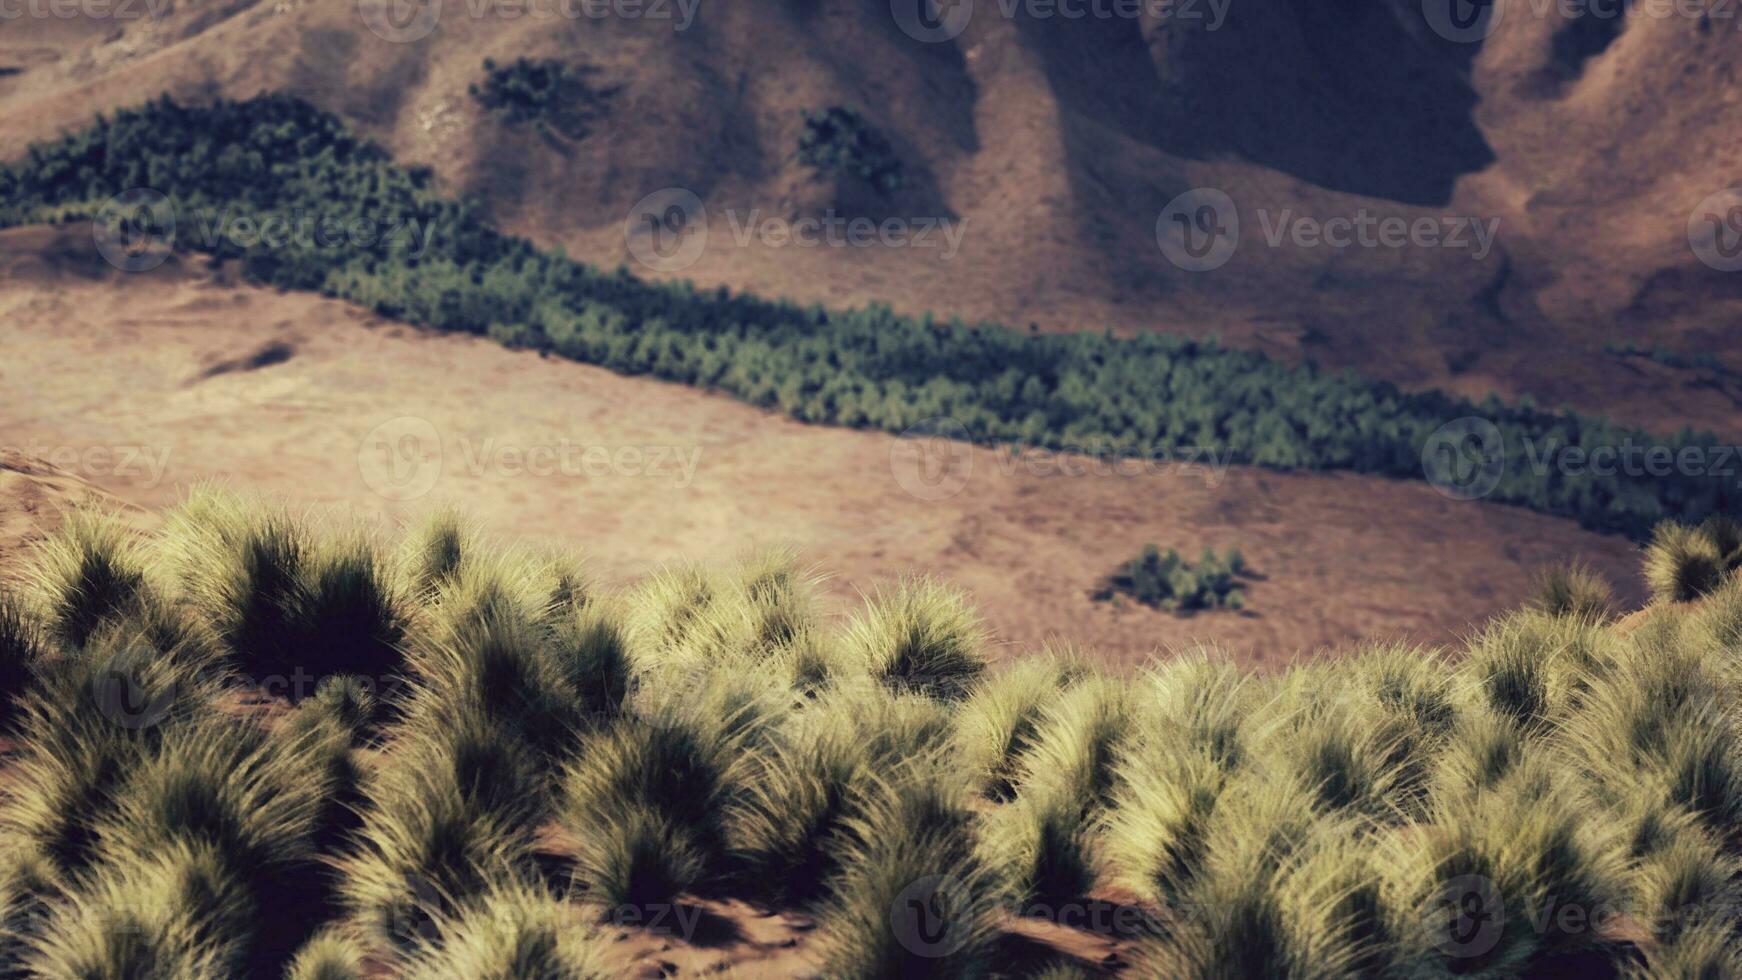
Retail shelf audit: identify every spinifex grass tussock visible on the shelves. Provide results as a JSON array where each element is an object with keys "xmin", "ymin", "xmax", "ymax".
[
  {"xmin": 839, "ymin": 578, "xmax": 988, "ymax": 702},
  {"xmin": 336, "ymin": 741, "xmax": 543, "ymax": 959},
  {"xmin": 978, "ymin": 676, "xmax": 1131, "ymax": 908},
  {"xmin": 19, "ymin": 839, "xmax": 255, "ymax": 980},
  {"xmin": 1, "ymin": 498, "xmax": 1737, "ymax": 976},
  {"xmin": 1626, "ymin": 918, "xmax": 1742, "ymax": 979},
  {"xmin": 400, "ymin": 605, "xmax": 585, "ymax": 770},
  {"xmin": 26, "ymin": 511, "xmax": 148, "ymax": 650},
  {"xmin": 1644, "ymin": 520, "xmax": 1730, "ymax": 604},
  {"xmin": 0, "ymin": 592, "xmax": 41, "ymax": 717},
  {"xmin": 1386, "ymin": 757, "xmax": 1632, "ymax": 978},
  {"xmin": 812, "ymin": 770, "xmax": 1007, "ymax": 980},
  {"xmin": 160, "ymin": 492, "xmax": 409, "ymax": 695},
  {"xmin": 400, "ymin": 877, "xmax": 613, "ymax": 980},
  {"xmin": 724, "ymin": 706, "xmax": 874, "ymax": 907},
  {"xmin": 557, "ymin": 684, "xmax": 773, "ymax": 908},
  {"xmin": 1530, "ymin": 559, "xmax": 1618, "ymax": 621},
  {"xmin": 953, "ymin": 649, "xmax": 1095, "ymax": 802},
  {"xmin": 398, "ymin": 506, "xmax": 479, "ymax": 603},
  {"xmin": 283, "ymin": 927, "xmax": 369, "ymax": 980}
]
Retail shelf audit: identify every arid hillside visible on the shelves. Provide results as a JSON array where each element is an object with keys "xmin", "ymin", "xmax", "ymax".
[
  {"xmin": 1, "ymin": 0, "xmax": 1739, "ymax": 436},
  {"xmin": 0, "ymin": 226, "xmax": 1649, "ymax": 667}
]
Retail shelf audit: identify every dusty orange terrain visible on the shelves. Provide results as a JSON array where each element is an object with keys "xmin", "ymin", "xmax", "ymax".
[{"xmin": 0, "ymin": 227, "xmax": 1647, "ymax": 668}]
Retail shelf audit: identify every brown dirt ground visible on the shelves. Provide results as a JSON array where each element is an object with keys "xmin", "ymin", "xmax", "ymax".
[{"xmin": 0, "ymin": 226, "xmax": 1648, "ymax": 670}]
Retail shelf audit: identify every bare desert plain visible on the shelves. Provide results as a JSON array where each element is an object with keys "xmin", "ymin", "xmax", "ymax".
[{"xmin": 0, "ymin": 226, "xmax": 1649, "ymax": 669}]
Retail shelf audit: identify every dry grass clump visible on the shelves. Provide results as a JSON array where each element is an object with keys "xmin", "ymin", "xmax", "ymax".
[
  {"xmin": 0, "ymin": 593, "xmax": 42, "ymax": 714},
  {"xmin": 1530, "ymin": 559, "xmax": 1617, "ymax": 620},
  {"xmin": 284, "ymin": 927, "xmax": 369, "ymax": 980},
  {"xmin": 1643, "ymin": 517, "xmax": 1741, "ymax": 604},
  {"xmin": 839, "ymin": 578, "xmax": 989, "ymax": 702},
  {"xmin": 0, "ymin": 501, "xmax": 1736, "ymax": 977},
  {"xmin": 399, "ymin": 878, "xmax": 612, "ymax": 980},
  {"xmin": 25, "ymin": 510, "xmax": 148, "ymax": 649},
  {"xmin": 157, "ymin": 489, "xmax": 409, "ymax": 696}
]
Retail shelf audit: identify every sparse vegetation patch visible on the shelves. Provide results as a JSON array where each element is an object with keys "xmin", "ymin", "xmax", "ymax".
[
  {"xmin": 1093, "ymin": 545, "xmax": 1249, "ymax": 614},
  {"xmin": 469, "ymin": 58, "xmax": 614, "ymax": 139},
  {"xmin": 798, "ymin": 106, "xmax": 906, "ymax": 194}
]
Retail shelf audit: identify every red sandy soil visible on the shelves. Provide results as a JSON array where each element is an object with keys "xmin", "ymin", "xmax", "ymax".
[{"xmin": 0, "ymin": 226, "xmax": 1647, "ymax": 669}]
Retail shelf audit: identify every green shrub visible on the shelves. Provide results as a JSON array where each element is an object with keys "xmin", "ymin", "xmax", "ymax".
[
  {"xmin": 469, "ymin": 58, "xmax": 613, "ymax": 139},
  {"xmin": 1094, "ymin": 545, "xmax": 1249, "ymax": 614},
  {"xmin": 798, "ymin": 106, "xmax": 905, "ymax": 194}
]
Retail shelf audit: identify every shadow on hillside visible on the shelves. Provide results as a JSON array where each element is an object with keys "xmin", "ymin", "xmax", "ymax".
[{"xmin": 1016, "ymin": 0, "xmax": 1495, "ymax": 207}]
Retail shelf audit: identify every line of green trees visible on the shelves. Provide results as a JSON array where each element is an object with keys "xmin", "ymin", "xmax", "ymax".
[{"xmin": 2, "ymin": 94, "xmax": 1736, "ymax": 538}]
